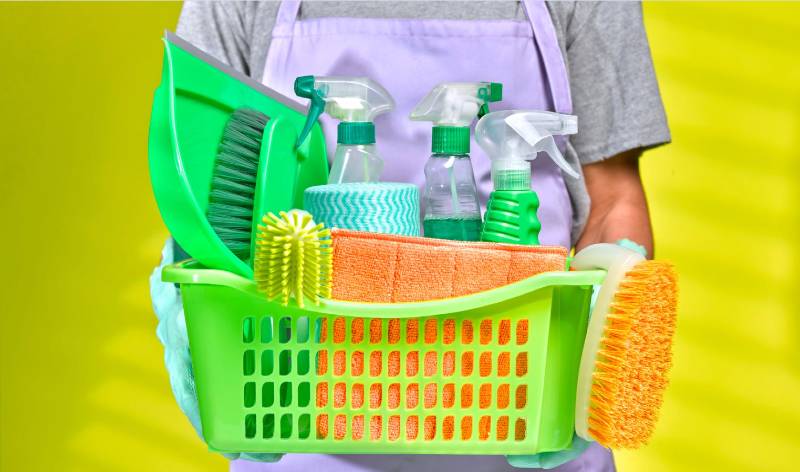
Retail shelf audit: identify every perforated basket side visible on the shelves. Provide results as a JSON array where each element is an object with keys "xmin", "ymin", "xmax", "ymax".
[{"xmin": 177, "ymin": 269, "xmax": 595, "ymax": 456}]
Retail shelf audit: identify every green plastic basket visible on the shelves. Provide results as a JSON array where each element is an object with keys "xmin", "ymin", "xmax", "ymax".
[{"xmin": 162, "ymin": 261, "xmax": 605, "ymax": 458}]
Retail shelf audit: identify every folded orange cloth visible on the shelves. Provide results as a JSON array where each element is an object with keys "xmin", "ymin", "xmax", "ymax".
[
  {"xmin": 320, "ymin": 230, "xmax": 566, "ymax": 441},
  {"xmin": 331, "ymin": 229, "xmax": 568, "ymax": 303}
]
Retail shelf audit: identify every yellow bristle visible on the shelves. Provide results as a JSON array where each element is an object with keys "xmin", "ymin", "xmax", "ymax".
[
  {"xmin": 253, "ymin": 211, "xmax": 332, "ymax": 308},
  {"xmin": 587, "ymin": 260, "xmax": 678, "ymax": 449}
]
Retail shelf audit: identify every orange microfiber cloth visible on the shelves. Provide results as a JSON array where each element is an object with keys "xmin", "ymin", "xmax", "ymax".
[
  {"xmin": 320, "ymin": 229, "xmax": 568, "ymax": 441},
  {"xmin": 330, "ymin": 229, "xmax": 568, "ymax": 303}
]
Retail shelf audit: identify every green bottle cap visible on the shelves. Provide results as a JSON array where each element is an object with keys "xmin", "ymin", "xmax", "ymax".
[
  {"xmin": 432, "ymin": 126, "xmax": 470, "ymax": 155},
  {"xmin": 338, "ymin": 122, "xmax": 375, "ymax": 145}
]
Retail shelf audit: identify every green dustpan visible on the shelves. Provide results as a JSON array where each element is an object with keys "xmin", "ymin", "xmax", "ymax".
[{"xmin": 148, "ymin": 32, "xmax": 328, "ymax": 278}]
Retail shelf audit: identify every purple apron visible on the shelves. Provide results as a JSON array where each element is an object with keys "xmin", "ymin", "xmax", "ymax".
[
  {"xmin": 262, "ymin": 0, "xmax": 573, "ymax": 249},
  {"xmin": 232, "ymin": 1, "xmax": 613, "ymax": 470}
]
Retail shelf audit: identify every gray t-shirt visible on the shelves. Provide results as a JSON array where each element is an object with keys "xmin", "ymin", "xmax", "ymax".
[{"xmin": 176, "ymin": 1, "xmax": 670, "ymax": 243}]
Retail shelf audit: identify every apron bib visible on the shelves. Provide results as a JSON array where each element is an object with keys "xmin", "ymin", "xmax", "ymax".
[{"xmin": 262, "ymin": 0, "xmax": 574, "ymax": 248}]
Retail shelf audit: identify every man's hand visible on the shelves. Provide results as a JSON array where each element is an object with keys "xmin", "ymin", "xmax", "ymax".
[{"xmin": 575, "ymin": 149, "xmax": 654, "ymax": 257}]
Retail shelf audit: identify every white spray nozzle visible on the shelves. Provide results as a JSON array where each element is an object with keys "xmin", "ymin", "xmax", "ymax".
[
  {"xmin": 410, "ymin": 82, "xmax": 503, "ymax": 127},
  {"xmin": 476, "ymin": 110, "xmax": 579, "ymax": 190},
  {"xmin": 295, "ymin": 75, "xmax": 395, "ymax": 147},
  {"xmin": 312, "ymin": 76, "xmax": 395, "ymax": 122}
]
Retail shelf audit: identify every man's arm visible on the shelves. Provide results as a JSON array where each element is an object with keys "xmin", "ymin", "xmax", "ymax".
[
  {"xmin": 556, "ymin": 1, "xmax": 669, "ymax": 250},
  {"xmin": 575, "ymin": 149, "xmax": 654, "ymax": 257}
]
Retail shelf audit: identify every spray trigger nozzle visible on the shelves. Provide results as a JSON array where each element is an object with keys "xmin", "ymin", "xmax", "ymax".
[
  {"xmin": 476, "ymin": 110, "xmax": 580, "ymax": 192},
  {"xmin": 410, "ymin": 82, "xmax": 502, "ymax": 127},
  {"xmin": 294, "ymin": 75, "xmax": 326, "ymax": 148},
  {"xmin": 294, "ymin": 75, "xmax": 395, "ymax": 148},
  {"xmin": 504, "ymin": 113, "xmax": 579, "ymax": 179}
]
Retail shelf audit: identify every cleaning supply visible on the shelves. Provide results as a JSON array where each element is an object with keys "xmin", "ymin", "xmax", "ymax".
[
  {"xmin": 304, "ymin": 183, "xmax": 420, "ymax": 236},
  {"xmin": 253, "ymin": 210, "xmax": 332, "ymax": 308},
  {"xmin": 410, "ymin": 82, "xmax": 502, "ymax": 241},
  {"xmin": 206, "ymin": 108, "xmax": 268, "ymax": 261},
  {"xmin": 161, "ymin": 256, "xmax": 602, "ymax": 457},
  {"xmin": 330, "ymin": 228, "xmax": 567, "ymax": 303},
  {"xmin": 477, "ymin": 110, "xmax": 580, "ymax": 246},
  {"xmin": 148, "ymin": 32, "xmax": 328, "ymax": 278},
  {"xmin": 294, "ymin": 76, "xmax": 395, "ymax": 184},
  {"xmin": 571, "ymin": 244, "xmax": 678, "ymax": 448}
]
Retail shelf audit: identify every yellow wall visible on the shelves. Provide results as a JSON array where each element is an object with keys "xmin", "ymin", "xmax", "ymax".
[{"xmin": 1, "ymin": 2, "xmax": 798, "ymax": 470}]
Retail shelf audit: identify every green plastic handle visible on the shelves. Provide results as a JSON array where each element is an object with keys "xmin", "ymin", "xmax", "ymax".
[{"xmin": 481, "ymin": 190, "xmax": 542, "ymax": 245}]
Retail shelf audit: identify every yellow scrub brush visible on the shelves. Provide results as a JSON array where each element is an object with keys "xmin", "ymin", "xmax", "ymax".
[
  {"xmin": 572, "ymin": 244, "xmax": 678, "ymax": 449},
  {"xmin": 253, "ymin": 210, "xmax": 332, "ymax": 308}
]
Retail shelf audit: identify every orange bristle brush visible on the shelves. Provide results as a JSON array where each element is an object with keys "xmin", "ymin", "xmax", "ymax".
[{"xmin": 571, "ymin": 244, "xmax": 678, "ymax": 449}]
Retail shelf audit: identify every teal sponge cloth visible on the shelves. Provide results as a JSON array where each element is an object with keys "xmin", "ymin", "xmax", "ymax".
[{"xmin": 304, "ymin": 183, "xmax": 420, "ymax": 236}]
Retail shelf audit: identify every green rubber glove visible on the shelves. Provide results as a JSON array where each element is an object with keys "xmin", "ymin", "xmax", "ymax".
[
  {"xmin": 615, "ymin": 238, "xmax": 648, "ymax": 257},
  {"xmin": 150, "ymin": 239, "xmax": 283, "ymax": 463},
  {"xmin": 506, "ymin": 433, "xmax": 591, "ymax": 469}
]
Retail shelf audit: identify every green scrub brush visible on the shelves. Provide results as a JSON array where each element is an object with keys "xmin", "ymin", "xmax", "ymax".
[
  {"xmin": 207, "ymin": 108, "xmax": 269, "ymax": 261},
  {"xmin": 253, "ymin": 210, "xmax": 332, "ymax": 308}
]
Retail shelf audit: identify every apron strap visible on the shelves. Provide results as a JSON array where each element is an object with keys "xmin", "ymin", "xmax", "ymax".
[
  {"xmin": 275, "ymin": 0, "xmax": 302, "ymax": 29},
  {"xmin": 521, "ymin": 0, "xmax": 573, "ymax": 114}
]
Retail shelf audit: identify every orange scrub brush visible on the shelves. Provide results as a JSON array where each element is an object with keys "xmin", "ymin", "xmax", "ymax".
[{"xmin": 571, "ymin": 244, "xmax": 678, "ymax": 449}]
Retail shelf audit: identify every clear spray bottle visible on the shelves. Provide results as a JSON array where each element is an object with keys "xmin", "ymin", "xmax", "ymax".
[
  {"xmin": 410, "ymin": 82, "xmax": 502, "ymax": 241},
  {"xmin": 294, "ymin": 76, "xmax": 395, "ymax": 184},
  {"xmin": 477, "ymin": 110, "xmax": 579, "ymax": 245}
]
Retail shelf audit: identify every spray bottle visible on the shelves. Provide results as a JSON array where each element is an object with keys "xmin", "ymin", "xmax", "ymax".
[
  {"xmin": 410, "ymin": 82, "xmax": 502, "ymax": 241},
  {"xmin": 294, "ymin": 76, "xmax": 395, "ymax": 184},
  {"xmin": 477, "ymin": 110, "xmax": 579, "ymax": 245}
]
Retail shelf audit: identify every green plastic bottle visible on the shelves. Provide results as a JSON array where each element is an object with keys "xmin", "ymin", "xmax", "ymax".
[
  {"xmin": 410, "ymin": 82, "xmax": 502, "ymax": 241},
  {"xmin": 477, "ymin": 110, "xmax": 580, "ymax": 245}
]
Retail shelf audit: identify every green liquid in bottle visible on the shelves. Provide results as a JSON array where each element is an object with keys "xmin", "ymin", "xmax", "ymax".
[{"xmin": 423, "ymin": 216, "xmax": 482, "ymax": 241}]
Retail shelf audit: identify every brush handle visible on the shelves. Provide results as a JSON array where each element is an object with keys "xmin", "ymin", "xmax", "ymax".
[{"xmin": 571, "ymin": 244, "xmax": 645, "ymax": 441}]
